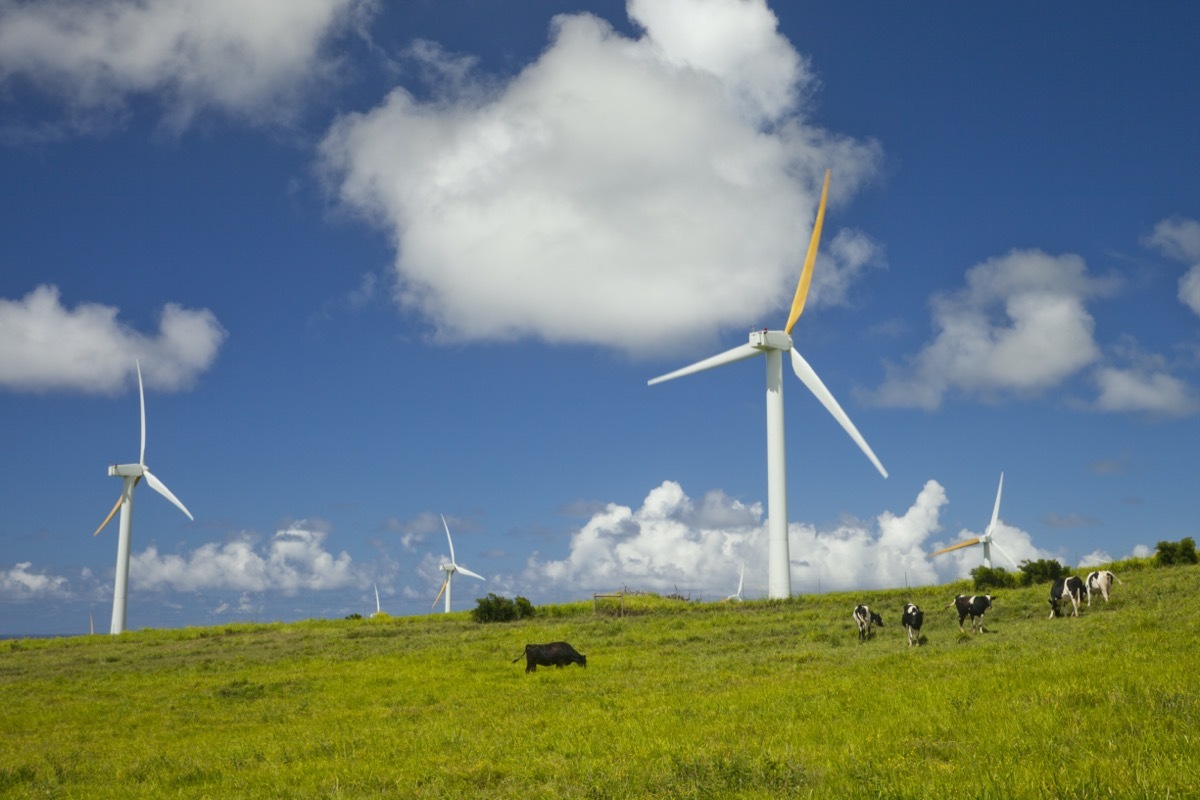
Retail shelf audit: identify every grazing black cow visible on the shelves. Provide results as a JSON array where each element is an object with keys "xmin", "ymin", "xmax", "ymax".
[
  {"xmin": 946, "ymin": 594, "xmax": 992, "ymax": 633},
  {"xmin": 512, "ymin": 642, "xmax": 587, "ymax": 673},
  {"xmin": 852, "ymin": 604, "xmax": 884, "ymax": 642},
  {"xmin": 1085, "ymin": 570, "xmax": 1122, "ymax": 605},
  {"xmin": 1049, "ymin": 575, "xmax": 1085, "ymax": 618},
  {"xmin": 901, "ymin": 602, "xmax": 924, "ymax": 646}
]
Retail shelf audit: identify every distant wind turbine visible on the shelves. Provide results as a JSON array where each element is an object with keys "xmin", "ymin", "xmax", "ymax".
[
  {"xmin": 929, "ymin": 472, "xmax": 1018, "ymax": 569},
  {"xmin": 649, "ymin": 170, "xmax": 888, "ymax": 600},
  {"xmin": 371, "ymin": 582, "xmax": 383, "ymax": 617},
  {"xmin": 93, "ymin": 361, "xmax": 194, "ymax": 634},
  {"xmin": 726, "ymin": 561, "xmax": 745, "ymax": 602},
  {"xmin": 431, "ymin": 515, "xmax": 485, "ymax": 613}
]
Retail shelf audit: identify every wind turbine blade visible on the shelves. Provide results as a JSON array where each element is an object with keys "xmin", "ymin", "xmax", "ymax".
[
  {"xmin": 93, "ymin": 494, "xmax": 125, "ymax": 537},
  {"xmin": 137, "ymin": 360, "xmax": 146, "ymax": 466},
  {"xmin": 142, "ymin": 469, "xmax": 194, "ymax": 521},
  {"xmin": 784, "ymin": 169, "xmax": 831, "ymax": 335},
  {"xmin": 929, "ymin": 538, "xmax": 982, "ymax": 557},
  {"xmin": 989, "ymin": 472, "xmax": 1004, "ymax": 531},
  {"xmin": 648, "ymin": 343, "xmax": 762, "ymax": 386},
  {"xmin": 431, "ymin": 575, "xmax": 448, "ymax": 610},
  {"xmin": 441, "ymin": 514, "xmax": 456, "ymax": 563},
  {"xmin": 373, "ymin": 582, "xmax": 381, "ymax": 614},
  {"xmin": 992, "ymin": 539, "xmax": 1020, "ymax": 570},
  {"xmin": 456, "ymin": 565, "xmax": 486, "ymax": 582},
  {"xmin": 789, "ymin": 349, "xmax": 888, "ymax": 478}
]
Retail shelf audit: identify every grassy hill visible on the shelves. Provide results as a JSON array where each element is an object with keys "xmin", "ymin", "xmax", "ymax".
[{"xmin": 2, "ymin": 561, "xmax": 1198, "ymax": 799}]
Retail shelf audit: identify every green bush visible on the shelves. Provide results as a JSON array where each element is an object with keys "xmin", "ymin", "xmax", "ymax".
[
  {"xmin": 1155, "ymin": 537, "xmax": 1198, "ymax": 566},
  {"xmin": 971, "ymin": 566, "xmax": 1017, "ymax": 591},
  {"xmin": 471, "ymin": 593, "xmax": 536, "ymax": 623},
  {"xmin": 1017, "ymin": 558, "xmax": 1070, "ymax": 586}
]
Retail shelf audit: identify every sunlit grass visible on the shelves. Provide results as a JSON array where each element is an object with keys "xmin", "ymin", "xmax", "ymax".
[{"xmin": 2, "ymin": 562, "xmax": 1198, "ymax": 798}]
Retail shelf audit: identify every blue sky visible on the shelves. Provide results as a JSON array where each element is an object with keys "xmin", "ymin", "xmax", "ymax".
[{"xmin": 2, "ymin": 0, "xmax": 1198, "ymax": 635}]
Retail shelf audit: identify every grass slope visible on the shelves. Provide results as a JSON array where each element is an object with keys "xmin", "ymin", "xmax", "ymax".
[{"xmin": 2, "ymin": 562, "xmax": 1198, "ymax": 799}]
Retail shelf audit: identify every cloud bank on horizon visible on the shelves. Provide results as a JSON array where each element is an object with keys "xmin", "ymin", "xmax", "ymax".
[{"xmin": 4, "ymin": 478, "xmax": 1131, "ymax": 611}]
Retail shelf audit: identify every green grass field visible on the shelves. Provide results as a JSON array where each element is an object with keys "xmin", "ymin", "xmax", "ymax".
[{"xmin": 2, "ymin": 561, "xmax": 1197, "ymax": 799}]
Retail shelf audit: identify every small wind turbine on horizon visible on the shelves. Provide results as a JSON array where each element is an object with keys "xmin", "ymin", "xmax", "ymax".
[
  {"xmin": 929, "ymin": 472, "xmax": 1018, "ymax": 569},
  {"xmin": 431, "ymin": 514, "xmax": 485, "ymax": 613},
  {"xmin": 92, "ymin": 361, "xmax": 194, "ymax": 635},
  {"xmin": 649, "ymin": 170, "xmax": 888, "ymax": 600},
  {"xmin": 726, "ymin": 561, "xmax": 745, "ymax": 602},
  {"xmin": 371, "ymin": 582, "xmax": 383, "ymax": 617}
]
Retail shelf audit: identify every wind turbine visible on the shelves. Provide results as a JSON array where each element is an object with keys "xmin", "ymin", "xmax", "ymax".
[
  {"xmin": 431, "ymin": 514, "xmax": 485, "ymax": 613},
  {"xmin": 929, "ymin": 472, "xmax": 1018, "ymax": 569},
  {"xmin": 371, "ymin": 582, "xmax": 383, "ymax": 617},
  {"xmin": 93, "ymin": 361, "xmax": 194, "ymax": 634},
  {"xmin": 726, "ymin": 561, "xmax": 745, "ymax": 602},
  {"xmin": 649, "ymin": 170, "xmax": 888, "ymax": 600}
]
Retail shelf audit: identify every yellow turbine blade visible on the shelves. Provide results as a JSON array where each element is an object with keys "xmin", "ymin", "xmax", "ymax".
[
  {"xmin": 93, "ymin": 494, "xmax": 125, "ymax": 537},
  {"xmin": 92, "ymin": 475, "xmax": 141, "ymax": 536},
  {"xmin": 784, "ymin": 169, "xmax": 831, "ymax": 335},
  {"xmin": 431, "ymin": 575, "xmax": 449, "ymax": 610},
  {"xmin": 929, "ymin": 537, "xmax": 982, "ymax": 557}
]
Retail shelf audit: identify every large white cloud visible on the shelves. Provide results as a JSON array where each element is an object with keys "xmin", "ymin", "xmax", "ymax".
[
  {"xmin": 507, "ymin": 478, "xmax": 1050, "ymax": 601},
  {"xmin": 319, "ymin": 0, "xmax": 881, "ymax": 356},
  {"xmin": 129, "ymin": 523, "xmax": 359, "ymax": 593},
  {"xmin": 0, "ymin": 285, "xmax": 225, "ymax": 393},
  {"xmin": 0, "ymin": 0, "xmax": 375, "ymax": 133},
  {"xmin": 869, "ymin": 249, "xmax": 1117, "ymax": 409}
]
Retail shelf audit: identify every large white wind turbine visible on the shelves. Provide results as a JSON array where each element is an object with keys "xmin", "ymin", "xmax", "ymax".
[
  {"xmin": 93, "ymin": 361, "xmax": 194, "ymax": 634},
  {"xmin": 649, "ymin": 170, "xmax": 888, "ymax": 600},
  {"xmin": 929, "ymin": 472, "xmax": 1018, "ymax": 569},
  {"xmin": 431, "ymin": 514, "xmax": 485, "ymax": 613}
]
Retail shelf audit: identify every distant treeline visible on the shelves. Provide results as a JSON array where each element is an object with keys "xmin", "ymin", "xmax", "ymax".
[{"xmin": 971, "ymin": 536, "xmax": 1197, "ymax": 591}]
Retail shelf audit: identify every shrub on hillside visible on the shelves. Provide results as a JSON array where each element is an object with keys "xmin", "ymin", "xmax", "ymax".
[
  {"xmin": 971, "ymin": 566, "xmax": 1017, "ymax": 591},
  {"xmin": 1017, "ymin": 559, "xmax": 1070, "ymax": 586},
  {"xmin": 471, "ymin": 593, "xmax": 535, "ymax": 623},
  {"xmin": 1155, "ymin": 537, "xmax": 1198, "ymax": 566}
]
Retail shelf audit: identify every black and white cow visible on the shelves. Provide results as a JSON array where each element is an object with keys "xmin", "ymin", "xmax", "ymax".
[
  {"xmin": 852, "ymin": 604, "xmax": 884, "ymax": 641},
  {"xmin": 1085, "ymin": 570, "xmax": 1123, "ymax": 605},
  {"xmin": 1049, "ymin": 575, "xmax": 1085, "ymax": 618},
  {"xmin": 512, "ymin": 642, "xmax": 587, "ymax": 673},
  {"xmin": 901, "ymin": 602, "xmax": 924, "ymax": 646},
  {"xmin": 946, "ymin": 594, "xmax": 992, "ymax": 633}
]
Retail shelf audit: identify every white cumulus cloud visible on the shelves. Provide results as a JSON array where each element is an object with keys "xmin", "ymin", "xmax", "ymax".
[
  {"xmin": 0, "ymin": 562, "xmax": 71, "ymax": 601},
  {"xmin": 319, "ymin": 0, "xmax": 881, "ymax": 357},
  {"xmin": 869, "ymin": 249, "xmax": 1117, "ymax": 409},
  {"xmin": 509, "ymin": 478, "xmax": 1043, "ymax": 601},
  {"xmin": 129, "ymin": 523, "xmax": 359, "ymax": 594},
  {"xmin": 1143, "ymin": 216, "xmax": 1200, "ymax": 316},
  {"xmin": 0, "ymin": 285, "xmax": 226, "ymax": 393},
  {"xmin": 0, "ymin": 0, "xmax": 375, "ymax": 134}
]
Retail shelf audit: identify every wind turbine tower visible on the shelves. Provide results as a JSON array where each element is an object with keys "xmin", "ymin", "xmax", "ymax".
[{"xmin": 650, "ymin": 171, "xmax": 888, "ymax": 599}]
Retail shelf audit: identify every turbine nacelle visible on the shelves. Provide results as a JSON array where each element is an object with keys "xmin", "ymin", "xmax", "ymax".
[{"xmin": 749, "ymin": 330, "xmax": 792, "ymax": 351}]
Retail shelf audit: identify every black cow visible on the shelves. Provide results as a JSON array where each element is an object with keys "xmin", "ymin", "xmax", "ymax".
[
  {"xmin": 901, "ymin": 602, "xmax": 924, "ymax": 647},
  {"xmin": 1085, "ymin": 570, "xmax": 1122, "ymax": 605},
  {"xmin": 1049, "ymin": 575, "xmax": 1085, "ymax": 618},
  {"xmin": 852, "ymin": 604, "xmax": 884, "ymax": 641},
  {"xmin": 946, "ymin": 594, "xmax": 992, "ymax": 633},
  {"xmin": 512, "ymin": 642, "xmax": 587, "ymax": 673}
]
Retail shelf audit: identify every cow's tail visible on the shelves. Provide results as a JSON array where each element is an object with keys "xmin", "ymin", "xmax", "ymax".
[
  {"xmin": 511, "ymin": 647, "xmax": 528, "ymax": 664},
  {"xmin": 943, "ymin": 601, "xmax": 955, "ymax": 609},
  {"xmin": 1114, "ymin": 574, "xmax": 1125, "ymax": 585}
]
